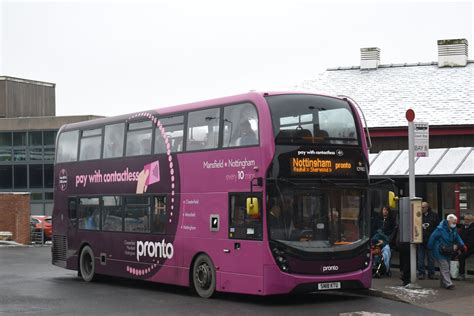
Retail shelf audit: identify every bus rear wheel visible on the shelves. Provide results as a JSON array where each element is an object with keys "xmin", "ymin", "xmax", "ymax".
[
  {"xmin": 192, "ymin": 254, "xmax": 216, "ymax": 298},
  {"xmin": 79, "ymin": 245, "xmax": 96, "ymax": 282}
]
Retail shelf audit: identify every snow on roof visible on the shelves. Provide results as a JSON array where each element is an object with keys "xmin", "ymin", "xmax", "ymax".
[{"xmin": 296, "ymin": 62, "xmax": 474, "ymax": 128}]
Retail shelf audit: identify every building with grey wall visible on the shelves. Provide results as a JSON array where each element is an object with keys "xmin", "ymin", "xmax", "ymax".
[{"xmin": 0, "ymin": 76, "xmax": 102, "ymax": 215}]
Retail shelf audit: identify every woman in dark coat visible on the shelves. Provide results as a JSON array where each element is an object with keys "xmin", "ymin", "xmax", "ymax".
[{"xmin": 374, "ymin": 206, "xmax": 397, "ymax": 243}]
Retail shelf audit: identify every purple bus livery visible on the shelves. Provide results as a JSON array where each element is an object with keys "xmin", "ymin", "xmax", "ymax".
[{"xmin": 52, "ymin": 92, "xmax": 372, "ymax": 298}]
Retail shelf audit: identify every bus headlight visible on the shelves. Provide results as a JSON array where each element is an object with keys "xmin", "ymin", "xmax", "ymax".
[{"xmin": 272, "ymin": 248, "xmax": 290, "ymax": 273}]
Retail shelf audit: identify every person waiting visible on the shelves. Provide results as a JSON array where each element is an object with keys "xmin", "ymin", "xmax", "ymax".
[
  {"xmin": 458, "ymin": 217, "xmax": 473, "ymax": 280},
  {"xmin": 417, "ymin": 201, "xmax": 439, "ymax": 280},
  {"xmin": 428, "ymin": 214, "xmax": 467, "ymax": 289}
]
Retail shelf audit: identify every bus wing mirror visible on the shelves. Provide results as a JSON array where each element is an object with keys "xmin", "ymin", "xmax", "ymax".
[
  {"xmin": 388, "ymin": 191, "xmax": 399, "ymax": 209},
  {"xmin": 246, "ymin": 197, "xmax": 259, "ymax": 217}
]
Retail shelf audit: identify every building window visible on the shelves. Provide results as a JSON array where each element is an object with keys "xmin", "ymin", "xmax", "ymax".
[
  {"xmin": 29, "ymin": 148, "xmax": 43, "ymax": 161},
  {"xmin": 103, "ymin": 123, "xmax": 125, "ymax": 159},
  {"xmin": 29, "ymin": 132, "xmax": 43, "ymax": 146},
  {"xmin": 43, "ymin": 131, "xmax": 57, "ymax": 146},
  {"xmin": 31, "ymin": 192, "xmax": 43, "ymax": 201},
  {"xmin": 44, "ymin": 164, "xmax": 54, "ymax": 188},
  {"xmin": 13, "ymin": 132, "xmax": 26, "ymax": 147},
  {"xmin": 13, "ymin": 149, "xmax": 26, "ymax": 161},
  {"xmin": 13, "ymin": 165, "xmax": 27, "ymax": 188},
  {"xmin": 44, "ymin": 148, "xmax": 55, "ymax": 161},
  {"xmin": 442, "ymin": 182, "xmax": 456, "ymax": 217},
  {"xmin": 0, "ymin": 132, "xmax": 12, "ymax": 147},
  {"xmin": 0, "ymin": 148, "xmax": 12, "ymax": 162},
  {"xmin": 29, "ymin": 165, "xmax": 43, "ymax": 188},
  {"xmin": 0, "ymin": 165, "xmax": 12, "ymax": 189}
]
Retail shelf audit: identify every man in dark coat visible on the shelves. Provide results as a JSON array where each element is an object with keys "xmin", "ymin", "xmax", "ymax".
[
  {"xmin": 458, "ymin": 218, "xmax": 474, "ymax": 280},
  {"xmin": 417, "ymin": 201, "xmax": 439, "ymax": 279}
]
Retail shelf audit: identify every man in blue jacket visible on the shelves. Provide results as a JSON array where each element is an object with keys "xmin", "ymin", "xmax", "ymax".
[{"xmin": 428, "ymin": 214, "xmax": 466, "ymax": 289}]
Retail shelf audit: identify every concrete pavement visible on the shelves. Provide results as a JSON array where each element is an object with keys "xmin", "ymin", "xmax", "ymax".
[{"xmin": 370, "ymin": 270, "xmax": 474, "ymax": 316}]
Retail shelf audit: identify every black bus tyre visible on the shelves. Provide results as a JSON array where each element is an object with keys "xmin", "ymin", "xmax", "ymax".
[
  {"xmin": 192, "ymin": 254, "xmax": 216, "ymax": 298},
  {"xmin": 79, "ymin": 245, "xmax": 96, "ymax": 282}
]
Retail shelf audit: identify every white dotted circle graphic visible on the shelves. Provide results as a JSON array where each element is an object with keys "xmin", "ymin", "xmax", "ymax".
[
  {"xmin": 126, "ymin": 263, "xmax": 159, "ymax": 276},
  {"xmin": 125, "ymin": 112, "xmax": 177, "ymax": 276},
  {"xmin": 128, "ymin": 111, "xmax": 176, "ymax": 226}
]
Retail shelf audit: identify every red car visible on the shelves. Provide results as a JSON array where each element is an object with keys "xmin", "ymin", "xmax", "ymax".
[{"xmin": 30, "ymin": 216, "xmax": 52, "ymax": 240}]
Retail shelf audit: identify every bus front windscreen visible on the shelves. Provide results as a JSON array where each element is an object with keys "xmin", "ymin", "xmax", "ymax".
[
  {"xmin": 267, "ymin": 183, "xmax": 369, "ymax": 251},
  {"xmin": 266, "ymin": 94, "xmax": 358, "ymax": 145}
]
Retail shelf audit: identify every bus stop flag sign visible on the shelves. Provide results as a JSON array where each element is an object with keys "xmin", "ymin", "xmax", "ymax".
[{"xmin": 414, "ymin": 122, "xmax": 429, "ymax": 157}]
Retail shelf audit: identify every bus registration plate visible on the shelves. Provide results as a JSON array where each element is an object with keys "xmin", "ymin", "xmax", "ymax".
[{"xmin": 317, "ymin": 282, "xmax": 341, "ymax": 290}]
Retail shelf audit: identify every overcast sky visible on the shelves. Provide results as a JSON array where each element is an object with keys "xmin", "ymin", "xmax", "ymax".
[{"xmin": 1, "ymin": 0, "xmax": 473, "ymax": 116}]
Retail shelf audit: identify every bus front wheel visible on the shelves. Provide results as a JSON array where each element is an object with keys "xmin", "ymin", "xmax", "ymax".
[
  {"xmin": 79, "ymin": 245, "xmax": 96, "ymax": 282},
  {"xmin": 192, "ymin": 254, "xmax": 216, "ymax": 298}
]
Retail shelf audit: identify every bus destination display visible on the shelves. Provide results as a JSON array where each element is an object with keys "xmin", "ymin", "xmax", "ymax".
[{"xmin": 291, "ymin": 157, "xmax": 353, "ymax": 174}]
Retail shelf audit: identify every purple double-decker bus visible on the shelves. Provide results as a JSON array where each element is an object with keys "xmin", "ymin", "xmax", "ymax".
[{"xmin": 52, "ymin": 92, "xmax": 371, "ymax": 297}]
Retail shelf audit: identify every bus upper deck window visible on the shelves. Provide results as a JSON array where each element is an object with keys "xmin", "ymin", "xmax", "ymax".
[
  {"xmin": 79, "ymin": 128, "xmax": 103, "ymax": 161},
  {"xmin": 126, "ymin": 121, "xmax": 153, "ymax": 157},
  {"xmin": 223, "ymin": 103, "xmax": 259, "ymax": 148},
  {"xmin": 57, "ymin": 131, "xmax": 79, "ymax": 163},
  {"xmin": 103, "ymin": 123, "xmax": 125, "ymax": 159},
  {"xmin": 186, "ymin": 108, "xmax": 220, "ymax": 151},
  {"xmin": 155, "ymin": 116, "xmax": 184, "ymax": 154}
]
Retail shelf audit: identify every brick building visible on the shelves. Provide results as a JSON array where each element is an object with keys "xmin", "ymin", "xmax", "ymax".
[{"xmin": 0, "ymin": 193, "xmax": 30, "ymax": 244}]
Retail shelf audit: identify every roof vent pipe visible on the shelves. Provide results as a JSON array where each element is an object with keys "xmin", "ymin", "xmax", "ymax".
[
  {"xmin": 360, "ymin": 47, "xmax": 380, "ymax": 70},
  {"xmin": 437, "ymin": 39, "xmax": 468, "ymax": 67}
]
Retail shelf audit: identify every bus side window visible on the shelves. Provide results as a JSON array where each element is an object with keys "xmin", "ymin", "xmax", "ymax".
[
  {"xmin": 228, "ymin": 193, "xmax": 262, "ymax": 240},
  {"xmin": 155, "ymin": 116, "xmax": 184, "ymax": 155},
  {"xmin": 103, "ymin": 123, "xmax": 125, "ymax": 159},
  {"xmin": 126, "ymin": 121, "xmax": 153, "ymax": 157},
  {"xmin": 79, "ymin": 128, "xmax": 102, "ymax": 161},
  {"xmin": 152, "ymin": 196, "xmax": 167, "ymax": 234},
  {"xmin": 57, "ymin": 130, "xmax": 79, "ymax": 163},
  {"xmin": 68, "ymin": 198, "xmax": 77, "ymax": 227},
  {"xmin": 78, "ymin": 197, "xmax": 101, "ymax": 231},
  {"xmin": 102, "ymin": 196, "xmax": 123, "ymax": 232},
  {"xmin": 223, "ymin": 103, "xmax": 259, "ymax": 148},
  {"xmin": 124, "ymin": 196, "xmax": 150, "ymax": 233},
  {"xmin": 186, "ymin": 108, "xmax": 220, "ymax": 151}
]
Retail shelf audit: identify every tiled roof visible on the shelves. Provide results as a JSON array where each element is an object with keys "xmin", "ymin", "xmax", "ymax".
[{"xmin": 296, "ymin": 62, "xmax": 474, "ymax": 128}]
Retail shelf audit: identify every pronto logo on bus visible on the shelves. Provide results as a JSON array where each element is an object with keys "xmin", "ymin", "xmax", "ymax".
[
  {"xmin": 136, "ymin": 239, "xmax": 174, "ymax": 262},
  {"xmin": 322, "ymin": 265, "xmax": 339, "ymax": 272}
]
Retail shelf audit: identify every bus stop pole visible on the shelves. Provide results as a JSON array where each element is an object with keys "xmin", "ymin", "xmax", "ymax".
[{"xmin": 408, "ymin": 118, "xmax": 417, "ymax": 284}]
